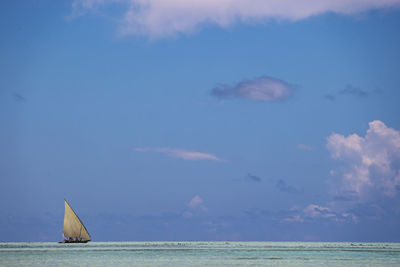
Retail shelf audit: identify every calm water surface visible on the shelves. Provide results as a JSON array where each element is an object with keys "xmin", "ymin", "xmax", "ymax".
[{"xmin": 1, "ymin": 242, "xmax": 399, "ymax": 266}]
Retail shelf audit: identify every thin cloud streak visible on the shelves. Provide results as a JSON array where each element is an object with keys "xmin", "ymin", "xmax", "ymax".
[
  {"xmin": 245, "ymin": 173, "xmax": 262, "ymax": 183},
  {"xmin": 276, "ymin": 179, "xmax": 302, "ymax": 194},
  {"xmin": 211, "ymin": 76, "xmax": 293, "ymax": 102},
  {"xmin": 135, "ymin": 147, "xmax": 223, "ymax": 161},
  {"xmin": 71, "ymin": 0, "xmax": 400, "ymax": 38},
  {"xmin": 297, "ymin": 144, "xmax": 313, "ymax": 151},
  {"xmin": 283, "ymin": 204, "xmax": 355, "ymax": 223},
  {"xmin": 13, "ymin": 93, "xmax": 26, "ymax": 102},
  {"xmin": 338, "ymin": 84, "xmax": 368, "ymax": 98},
  {"xmin": 325, "ymin": 84, "xmax": 369, "ymax": 101}
]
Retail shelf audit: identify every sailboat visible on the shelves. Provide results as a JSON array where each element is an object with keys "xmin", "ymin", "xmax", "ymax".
[{"xmin": 59, "ymin": 199, "xmax": 91, "ymax": 243}]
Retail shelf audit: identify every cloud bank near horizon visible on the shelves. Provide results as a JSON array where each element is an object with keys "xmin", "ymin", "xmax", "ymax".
[
  {"xmin": 135, "ymin": 147, "xmax": 223, "ymax": 161},
  {"xmin": 283, "ymin": 204, "xmax": 351, "ymax": 223},
  {"xmin": 284, "ymin": 121, "xmax": 400, "ymax": 225},
  {"xmin": 71, "ymin": 0, "xmax": 400, "ymax": 38}
]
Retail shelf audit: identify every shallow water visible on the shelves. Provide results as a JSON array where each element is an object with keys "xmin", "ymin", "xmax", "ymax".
[{"xmin": 1, "ymin": 242, "xmax": 399, "ymax": 266}]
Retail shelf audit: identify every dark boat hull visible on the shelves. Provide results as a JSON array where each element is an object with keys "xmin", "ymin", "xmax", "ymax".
[{"xmin": 58, "ymin": 240, "xmax": 90, "ymax": 244}]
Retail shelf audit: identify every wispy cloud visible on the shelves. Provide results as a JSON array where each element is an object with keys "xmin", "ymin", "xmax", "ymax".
[
  {"xmin": 297, "ymin": 144, "xmax": 313, "ymax": 151},
  {"xmin": 276, "ymin": 179, "xmax": 302, "ymax": 194},
  {"xmin": 325, "ymin": 84, "xmax": 369, "ymax": 101},
  {"xmin": 338, "ymin": 84, "xmax": 368, "ymax": 98},
  {"xmin": 244, "ymin": 173, "xmax": 262, "ymax": 183},
  {"xmin": 135, "ymin": 147, "xmax": 223, "ymax": 161},
  {"xmin": 13, "ymin": 93, "xmax": 26, "ymax": 102},
  {"xmin": 188, "ymin": 195, "xmax": 203, "ymax": 208},
  {"xmin": 69, "ymin": 0, "xmax": 122, "ymax": 19},
  {"xmin": 71, "ymin": 0, "xmax": 400, "ymax": 38},
  {"xmin": 187, "ymin": 195, "xmax": 208, "ymax": 212},
  {"xmin": 324, "ymin": 94, "xmax": 336, "ymax": 101},
  {"xmin": 302, "ymin": 204, "xmax": 336, "ymax": 219},
  {"xmin": 211, "ymin": 76, "xmax": 293, "ymax": 102},
  {"xmin": 283, "ymin": 204, "xmax": 354, "ymax": 223}
]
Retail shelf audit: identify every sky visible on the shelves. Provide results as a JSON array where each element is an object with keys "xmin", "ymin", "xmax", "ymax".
[{"xmin": 1, "ymin": 0, "xmax": 400, "ymax": 242}]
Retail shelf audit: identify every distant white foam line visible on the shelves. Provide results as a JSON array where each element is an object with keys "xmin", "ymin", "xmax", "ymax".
[
  {"xmin": 72, "ymin": 0, "xmax": 400, "ymax": 38},
  {"xmin": 135, "ymin": 147, "xmax": 223, "ymax": 161}
]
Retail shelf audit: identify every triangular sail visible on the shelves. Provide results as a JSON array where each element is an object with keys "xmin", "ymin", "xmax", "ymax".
[{"xmin": 63, "ymin": 200, "xmax": 91, "ymax": 240}]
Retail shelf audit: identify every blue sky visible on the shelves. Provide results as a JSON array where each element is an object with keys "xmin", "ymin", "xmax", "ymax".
[{"xmin": 1, "ymin": 0, "xmax": 400, "ymax": 242}]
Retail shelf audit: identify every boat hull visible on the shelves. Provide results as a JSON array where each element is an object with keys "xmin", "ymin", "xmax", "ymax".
[{"xmin": 58, "ymin": 240, "xmax": 91, "ymax": 244}]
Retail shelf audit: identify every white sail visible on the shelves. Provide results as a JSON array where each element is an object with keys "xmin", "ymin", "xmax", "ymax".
[{"xmin": 63, "ymin": 200, "xmax": 91, "ymax": 241}]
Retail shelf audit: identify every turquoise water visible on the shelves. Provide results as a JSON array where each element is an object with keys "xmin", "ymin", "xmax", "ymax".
[{"xmin": 1, "ymin": 242, "xmax": 399, "ymax": 266}]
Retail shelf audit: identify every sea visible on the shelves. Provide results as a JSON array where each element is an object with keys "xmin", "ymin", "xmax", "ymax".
[{"xmin": 1, "ymin": 242, "xmax": 399, "ymax": 266}]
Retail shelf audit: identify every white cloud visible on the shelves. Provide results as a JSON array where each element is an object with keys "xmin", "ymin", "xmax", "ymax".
[
  {"xmin": 71, "ymin": 0, "xmax": 400, "ymax": 38},
  {"xmin": 188, "ymin": 195, "xmax": 203, "ymax": 208},
  {"xmin": 188, "ymin": 195, "xmax": 208, "ymax": 211},
  {"xmin": 283, "ymin": 204, "xmax": 341, "ymax": 223},
  {"xmin": 182, "ymin": 211, "xmax": 193, "ymax": 218},
  {"xmin": 135, "ymin": 147, "xmax": 223, "ymax": 161},
  {"xmin": 285, "ymin": 121, "xmax": 400, "ymax": 225},
  {"xmin": 303, "ymin": 204, "xmax": 335, "ymax": 219},
  {"xmin": 211, "ymin": 76, "xmax": 292, "ymax": 102},
  {"xmin": 327, "ymin": 120, "xmax": 400, "ymax": 199}
]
